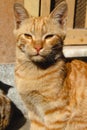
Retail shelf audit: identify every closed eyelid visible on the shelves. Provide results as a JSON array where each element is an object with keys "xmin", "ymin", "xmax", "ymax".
[
  {"xmin": 43, "ymin": 34, "xmax": 55, "ymax": 40},
  {"xmin": 24, "ymin": 33, "xmax": 32, "ymax": 38}
]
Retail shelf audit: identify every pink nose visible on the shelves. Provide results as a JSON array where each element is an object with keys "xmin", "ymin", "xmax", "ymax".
[{"xmin": 34, "ymin": 46, "xmax": 42, "ymax": 53}]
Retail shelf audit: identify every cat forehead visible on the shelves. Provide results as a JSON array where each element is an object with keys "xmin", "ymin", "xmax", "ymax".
[
  {"xmin": 23, "ymin": 17, "xmax": 49, "ymax": 34},
  {"xmin": 32, "ymin": 16, "xmax": 48, "ymax": 23},
  {"xmin": 24, "ymin": 16, "xmax": 50, "ymax": 28},
  {"xmin": 18, "ymin": 17, "xmax": 54, "ymax": 32},
  {"xmin": 15, "ymin": 16, "xmax": 62, "ymax": 36}
]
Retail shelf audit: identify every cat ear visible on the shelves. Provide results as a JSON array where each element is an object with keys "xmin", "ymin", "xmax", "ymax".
[
  {"xmin": 14, "ymin": 3, "xmax": 29, "ymax": 28},
  {"xmin": 49, "ymin": 2, "xmax": 68, "ymax": 27}
]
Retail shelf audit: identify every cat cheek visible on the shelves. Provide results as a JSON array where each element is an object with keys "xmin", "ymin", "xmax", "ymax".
[
  {"xmin": 39, "ymin": 48, "xmax": 45, "ymax": 55},
  {"xmin": 45, "ymin": 38, "xmax": 55, "ymax": 47},
  {"xmin": 45, "ymin": 39, "xmax": 52, "ymax": 44},
  {"xmin": 17, "ymin": 43, "xmax": 26, "ymax": 53},
  {"xmin": 40, "ymin": 48, "xmax": 51, "ymax": 56},
  {"xmin": 26, "ymin": 45, "xmax": 37, "ymax": 56},
  {"xmin": 21, "ymin": 45, "xmax": 26, "ymax": 52}
]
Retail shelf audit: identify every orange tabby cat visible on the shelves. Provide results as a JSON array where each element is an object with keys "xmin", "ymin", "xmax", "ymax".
[{"xmin": 14, "ymin": 2, "xmax": 87, "ymax": 130}]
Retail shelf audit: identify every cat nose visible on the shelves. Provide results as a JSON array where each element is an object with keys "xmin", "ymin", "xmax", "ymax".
[{"xmin": 34, "ymin": 45, "xmax": 42, "ymax": 53}]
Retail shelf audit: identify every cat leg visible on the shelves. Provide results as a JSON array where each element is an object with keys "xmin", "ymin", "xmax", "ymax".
[
  {"xmin": 27, "ymin": 91, "xmax": 69, "ymax": 130},
  {"xmin": 43, "ymin": 106, "xmax": 70, "ymax": 130}
]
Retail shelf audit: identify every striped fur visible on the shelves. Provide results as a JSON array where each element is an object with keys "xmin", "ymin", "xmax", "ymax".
[
  {"xmin": 14, "ymin": 2, "xmax": 87, "ymax": 130},
  {"xmin": 0, "ymin": 89, "xmax": 11, "ymax": 130}
]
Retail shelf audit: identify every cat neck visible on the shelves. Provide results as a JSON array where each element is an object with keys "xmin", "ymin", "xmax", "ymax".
[
  {"xmin": 16, "ymin": 57, "xmax": 66, "ymax": 98},
  {"xmin": 15, "ymin": 49, "xmax": 67, "ymax": 100},
  {"xmin": 16, "ymin": 47, "xmax": 66, "ymax": 82},
  {"xmin": 16, "ymin": 52, "xmax": 66, "ymax": 84}
]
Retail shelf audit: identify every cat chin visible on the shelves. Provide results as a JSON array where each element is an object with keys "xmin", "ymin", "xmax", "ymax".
[{"xmin": 30, "ymin": 55, "xmax": 45, "ymax": 63}]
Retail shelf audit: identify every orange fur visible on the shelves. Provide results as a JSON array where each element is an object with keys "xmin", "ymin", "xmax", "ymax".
[{"xmin": 14, "ymin": 2, "xmax": 87, "ymax": 130}]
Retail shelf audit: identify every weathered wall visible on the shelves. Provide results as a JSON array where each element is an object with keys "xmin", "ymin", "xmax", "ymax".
[{"xmin": 0, "ymin": 0, "xmax": 23, "ymax": 63}]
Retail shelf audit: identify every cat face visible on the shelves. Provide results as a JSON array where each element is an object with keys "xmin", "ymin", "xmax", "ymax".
[{"xmin": 14, "ymin": 2, "xmax": 67, "ymax": 65}]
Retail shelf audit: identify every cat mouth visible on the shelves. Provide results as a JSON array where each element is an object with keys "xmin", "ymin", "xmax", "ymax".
[
  {"xmin": 30, "ymin": 54, "xmax": 45, "ymax": 62},
  {"xmin": 30, "ymin": 52, "xmax": 59, "ymax": 69}
]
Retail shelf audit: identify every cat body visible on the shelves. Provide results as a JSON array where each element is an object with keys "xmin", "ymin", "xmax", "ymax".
[{"xmin": 14, "ymin": 2, "xmax": 87, "ymax": 130}]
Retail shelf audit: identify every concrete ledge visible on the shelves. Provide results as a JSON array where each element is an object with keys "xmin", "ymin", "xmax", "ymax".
[{"xmin": 63, "ymin": 45, "xmax": 87, "ymax": 57}]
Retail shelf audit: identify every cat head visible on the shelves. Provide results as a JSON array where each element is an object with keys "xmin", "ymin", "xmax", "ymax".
[{"xmin": 14, "ymin": 2, "xmax": 68, "ymax": 67}]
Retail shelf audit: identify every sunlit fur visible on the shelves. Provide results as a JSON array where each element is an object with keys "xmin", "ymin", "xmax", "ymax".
[{"xmin": 14, "ymin": 2, "xmax": 87, "ymax": 130}]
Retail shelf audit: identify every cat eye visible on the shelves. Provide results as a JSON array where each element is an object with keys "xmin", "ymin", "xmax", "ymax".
[
  {"xmin": 24, "ymin": 33, "xmax": 32, "ymax": 39},
  {"xmin": 45, "ymin": 34, "xmax": 54, "ymax": 40}
]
